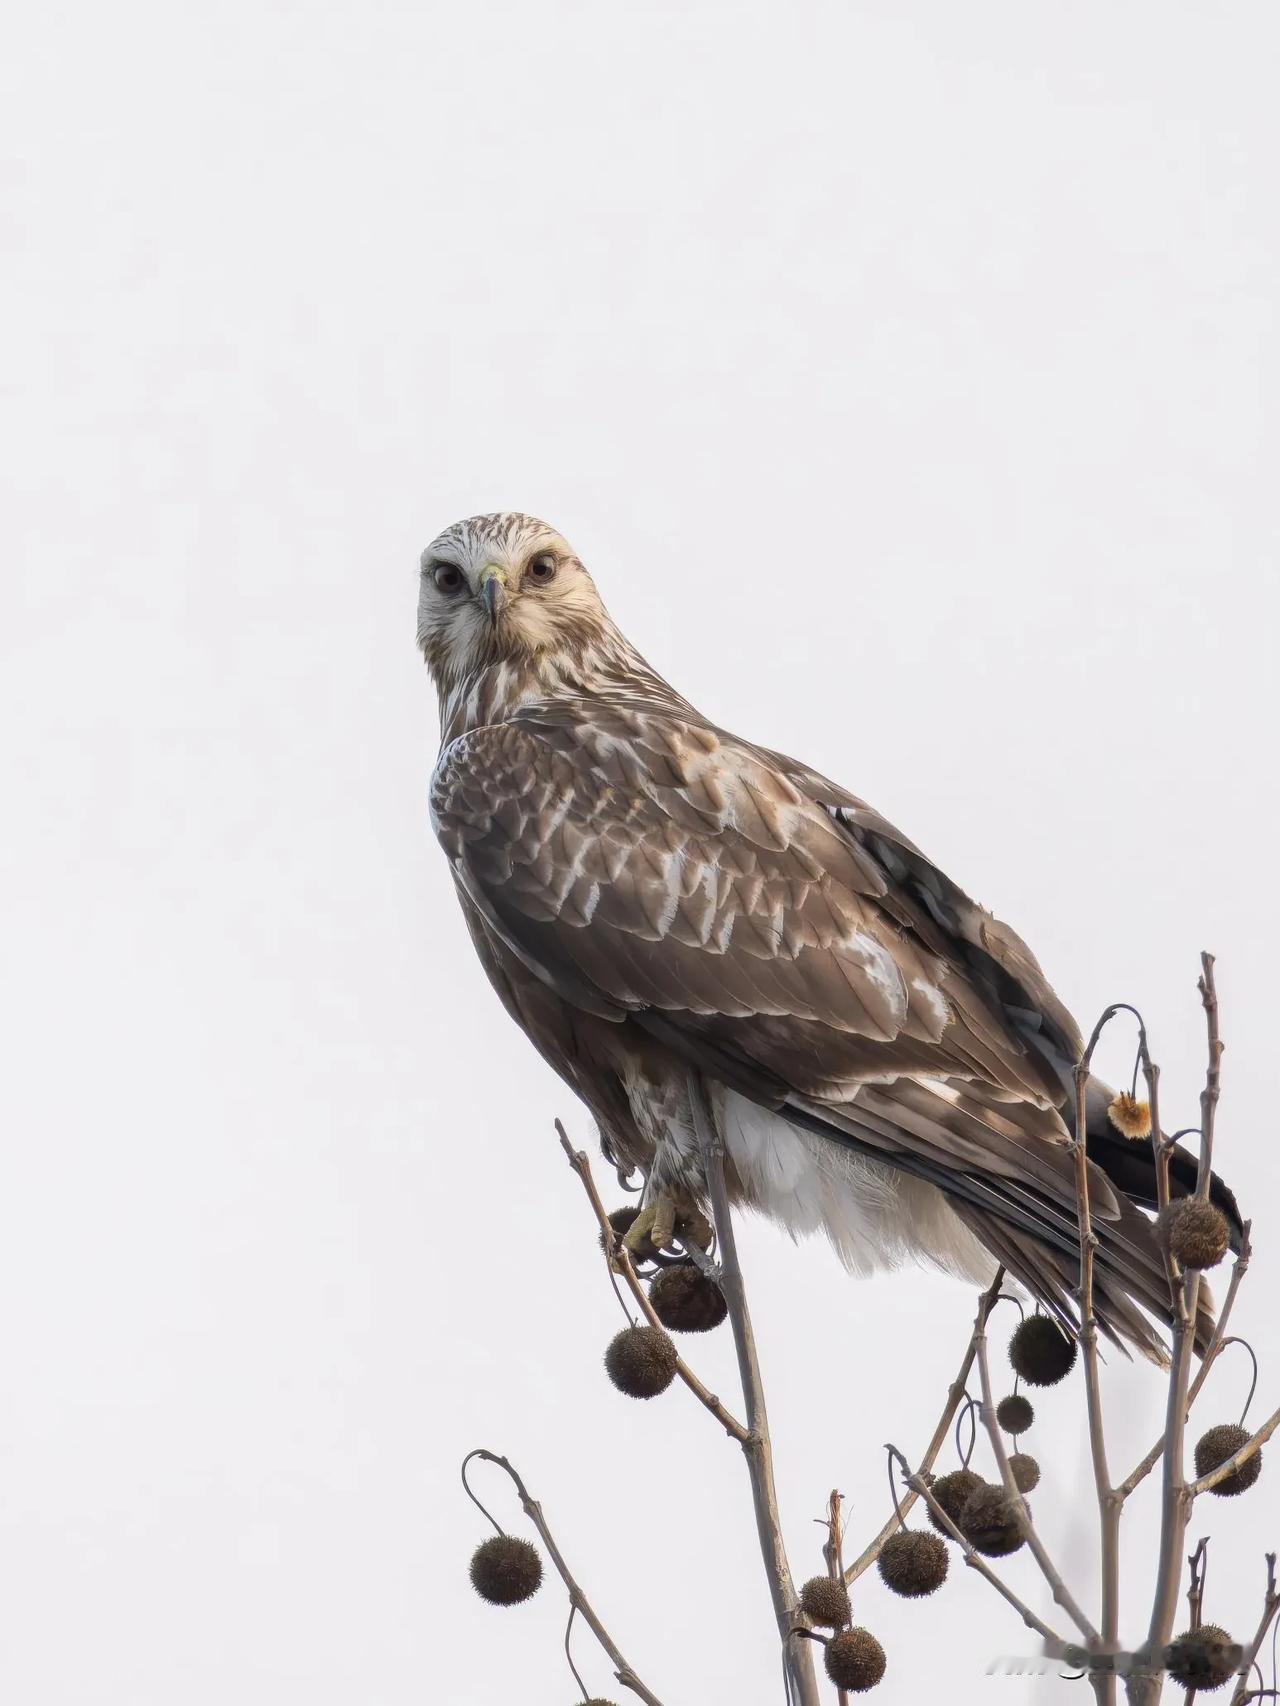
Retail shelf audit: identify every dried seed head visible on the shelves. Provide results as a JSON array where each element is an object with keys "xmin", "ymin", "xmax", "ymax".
[
  {"xmin": 799, "ymin": 1574, "xmax": 851, "ymax": 1628},
  {"xmin": 1156, "ymin": 1199, "xmax": 1231, "ymax": 1271},
  {"xmin": 876, "ymin": 1530, "xmax": 949, "ymax": 1598},
  {"xmin": 604, "ymin": 1325, "xmax": 678, "ymax": 1398},
  {"xmin": 1009, "ymin": 1316, "xmax": 1077, "ymax": 1387},
  {"xmin": 582, "ymin": 1699, "xmax": 621, "ymax": 1705},
  {"xmin": 1107, "ymin": 1092, "xmax": 1153, "ymax": 1139},
  {"xmin": 1194, "ymin": 1422, "xmax": 1263, "ymax": 1497},
  {"xmin": 824, "ymin": 1627, "xmax": 887, "ymax": 1692},
  {"xmin": 600, "ymin": 1206, "xmax": 641, "ymax": 1254},
  {"xmin": 1008, "ymin": 1453, "xmax": 1041, "ymax": 1494},
  {"xmin": 926, "ymin": 1468, "xmax": 985, "ymax": 1535},
  {"xmin": 996, "ymin": 1394, "xmax": 1035, "ymax": 1436},
  {"xmin": 468, "ymin": 1535, "xmax": 543, "ymax": 1605},
  {"xmin": 1164, "ymin": 1624, "xmax": 1241, "ymax": 1692},
  {"xmin": 648, "ymin": 1264, "xmax": 728, "ymax": 1333},
  {"xmin": 960, "ymin": 1484, "xmax": 1026, "ymax": 1557}
]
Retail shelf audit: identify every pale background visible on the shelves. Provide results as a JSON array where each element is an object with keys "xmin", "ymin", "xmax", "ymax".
[{"xmin": 3, "ymin": 4, "xmax": 1278, "ymax": 1702}]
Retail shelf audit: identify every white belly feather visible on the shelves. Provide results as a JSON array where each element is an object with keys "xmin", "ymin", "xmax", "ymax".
[{"xmin": 718, "ymin": 1089, "xmax": 997, "ymax": 1286}]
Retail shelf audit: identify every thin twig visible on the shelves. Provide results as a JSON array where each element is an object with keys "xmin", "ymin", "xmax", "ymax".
[
  {"xmin": 844, "ymin": 1274, "xmax": 1004, "ymax": 1584},
  {"xmin": 556, "ymin": 1122, "xmax": 749, "ymax": 1444},
  {"xmin": 686, "ymin": 1074, "xmax": 821, "ymax": 1706},
  {"xmin": 1139, "ymin": 963, "xmax": 1220, "ymax": 1683},
  {"xmin": 1120, "ymin": 1231, "xmax": 1253, "ymax": 1502},
  {"xmin": 1189, "ymin": 1404, "xmax": 1280, "ymax": 1497},
  {"xmin": 1074, "ymin": 1039, "xmax": 1120, "ymax": 1693},
  {"xmin": 823, "ymin": 1491, "xmax": 850, "ymax": 1706},
  {"xmin": 886, "ymin": 1444, "xmax": 1070, "ymax": 1657},
  {"xmin": 975, "ymin": 1320, "xmax": 1101, "ymax": 1646},
  {"xmin": 462, "ymin": 1449, "xmax": 666, "ymax": 1706},
  {"xmin": 1230, "ymin": 1556, "xmax": 1280, "ymax": 1706}
]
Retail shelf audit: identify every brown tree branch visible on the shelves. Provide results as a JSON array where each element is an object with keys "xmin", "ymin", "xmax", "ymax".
[
  {"xmin": 844, "ymin": 1274, "xmax": 1003, "ymax": 1584},
  {"xmin": 685, "ymin": 1073, "xmax": 821, "ymax": 1706},
  {"xmin": 975, "ymin": 1321, "xmax": 1101, "ymax": 1646},
  {"xmin": 886, "ymin": 1444, "xmax": 1070, "ymax": 1657},
  {"xmin": 1119, "ymin": 1231, "xmax": 1252, "ymax": 1502},
  {"xmin": 556, "ymin": 1121, "xmax": 749, "ymax": 1445},
  {"xmin": 463, "ymin": 1449, "xmax": 666, "ymax": 1706},
  {"xmin": 1229, "ymin": 1555, "xmax": 1280, "ymax": 1706}
]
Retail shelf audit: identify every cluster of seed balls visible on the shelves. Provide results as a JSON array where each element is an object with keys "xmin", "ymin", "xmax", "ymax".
[
  {"xmin": 461, "ymin": 1207, "xmax": 730, "ymax": 1700},
  {"xmin": 599, "ymin": 1206, "xmax": 729, "ymax": 1402},
  {"xmin": 466, "ymin": 1180, "xmax": 1260, "ymax": 1698}
]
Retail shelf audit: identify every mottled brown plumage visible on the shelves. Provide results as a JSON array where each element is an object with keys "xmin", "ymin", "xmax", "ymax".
[{"xmin": 419, "ymin": 513, "xmax": 1241, "ymax": 1357}]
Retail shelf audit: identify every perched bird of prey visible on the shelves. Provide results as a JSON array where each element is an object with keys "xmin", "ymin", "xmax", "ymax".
[{"xmin": 420, "ymin": 512, "xmax": 1240, "ymax": 1357}]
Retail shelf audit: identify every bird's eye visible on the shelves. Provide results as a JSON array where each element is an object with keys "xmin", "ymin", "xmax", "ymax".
[
  {"xmin": 433, "ymin": 563, "xmax": 464, "ymax": 594},
  {"xmin": 527, "ymin": 553, "xmax": 558, "ymax": 585}
]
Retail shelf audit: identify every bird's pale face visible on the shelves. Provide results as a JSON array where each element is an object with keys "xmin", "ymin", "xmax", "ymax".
[{"xmin": 417, "ymin": 512, "xmax": 608, "ymax": 686}]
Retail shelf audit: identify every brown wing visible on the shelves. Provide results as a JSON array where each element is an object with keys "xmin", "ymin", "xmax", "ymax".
[
  {"xmin": 432, "ymin": 698, "xmax": 1186, "ymax": 1356},
  {"xmin": 434, "ymin": 701, "xmax": 1068, "ymax": 1102}
]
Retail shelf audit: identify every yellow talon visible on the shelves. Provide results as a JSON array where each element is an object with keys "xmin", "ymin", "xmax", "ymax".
[{"xmin": 621, "ymin": 1194, "xmax": 713, "ymax": 1258}]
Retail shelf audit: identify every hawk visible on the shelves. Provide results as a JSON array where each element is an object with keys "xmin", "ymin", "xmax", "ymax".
[{"xmin": 420, "ymin": 512, "xmax": 1240, "ymax": 1356}]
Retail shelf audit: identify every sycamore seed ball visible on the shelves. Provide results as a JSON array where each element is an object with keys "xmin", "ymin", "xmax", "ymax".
[
  {"xmin": 1194, "ymin": 1422, "xmax": 1263, "ymax": 1497},
  {"xmin": 996, "ymin": 1393, "xmax": 1034, "ymax": 1435},
  {"xmin": 824, "ymin": 1628, "xmax": 887, "ymax": 1692},
  {"xmin": 799, "ymin": 1574, "xmax": 851, "ymax": 1628},
  {"xmin": 1009, "ymin": 1316, "xmax": 1077, "ymax": 1386},
  {"xmin": 469, "ymin": 1535, "xmax": 543, "ymax": 1605},
  {"xmin": 960, "ymin": 1484, "xmax": 1026, "ymax": 1557},
  {"xmin": 1164, "ymin": 1625, "xmax": 1240, "ymax": 1692},
  {"xmin": 604, "ymin": 1325, "xmax": 678, "ymax": 1399},
  {"xmin": 877, "ymin": 1530, "xmax": 948, "ymax": 1598},
  {"xmin": 926, "ymin": 1468, "xmax": 985, "ymax": 1535},
  {"xmin": 1156, "ymin": 1199, "xmax": 1231, "ymax": 1271},
  {"xmin": 648, "ymin": 1264, "xmax": 728, "ymax": 1333},
  {"xmin": 1009, "ymin": 1452, "xmax": 1041, "ymax": 1494}
]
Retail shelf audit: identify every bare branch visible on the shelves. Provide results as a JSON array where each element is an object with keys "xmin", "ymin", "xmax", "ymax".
[
  {"xmin": 975, "ymin": 1317, "xmax": 1101, "ymax": 1646},
  {"xmin": 886, "ymin": 1444, "xmax": 1070, "ymax": 1657},
  {"xmin": 462, "ymin": 1449, "xmax": 666, "ymax": 1706},
  {"xmin": 1074, "ymin": 1047, "xmax": 1120, "ymax": 1686},
  {"xmin": 1119, "ymin": 1230, "xmax": 1253, "ymax": 1502},
  {"xmin": 844, "ymin": 1274, "xmax": 1003, "ymax": 1584},
  {"xmin": 556, "ymin": 1121, "xmax": 749, "ymax": 1445},
  {"xmin": 1230, "ymin": 1556, "xmax": 1280, "ymax": 1706},
  {"xmin": 1190, "ymin": 1405, "xmax": 1280, "ymax": 1498},
  {"xmin": 685, "ymin": 1074, "xmax": 821, "ymax": 1706}
]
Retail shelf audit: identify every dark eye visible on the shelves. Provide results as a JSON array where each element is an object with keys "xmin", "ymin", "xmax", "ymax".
[
  {"xmin": 526, "ymin": 553, "xmax": 558, "ymax": 585},
  {"xmin": 433, "ymin": 563, "xmax": 464, "ymax": 594}
]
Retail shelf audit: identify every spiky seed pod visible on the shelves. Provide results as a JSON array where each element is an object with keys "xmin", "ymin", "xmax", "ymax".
[
  {"xmin": 799, "ymin": 1574, "xmax": 851, "ymax": 1628},
  {"xmin": 648, "ymin": 1264, "xmax": 728, "ymax": 1333},
  {"xmin": 1009, "ymin": 1315, "xmax": 1077, "ymax": 1387},
  {"xmin": 996, "ymin": 1393, "xmax": 1035, "ymax": 1436},
  {"xmin": 1009, "ymin": 1452, "xmax": 1041, "ymax": 1494},
  {"xmin": 926, "ymin": 1467, "xmax": 986, "ymax": 1535},
  {"xmin": 824, "ymin": 1628, "xmax": 887, "ymax": 1692},
  {"xmin": 600, "ymin": 1206, "xmax": 641, "ymax": 1254},
  {"xmin": 1164, "ymin": 1624, "xmax": 1241, "ymax": 1692},
  {"xmin": 960, "ymin": 1484, "xmax": 1026, "ymax": 1557},
  {"xmin": 604, "ymin": 1325, "xmax": 678, "ymax": 1398},
  {"xmin": 1107, "ymin": 1092, "xmax": 1153, "ymax": 1139},
  {"xmin": 469, "ymin": 1535, "xmax": 543, "ymax": 1605},
  {"xmin": 1194, "ymin": 1422, "xmax": 1263, "ymax": 1497},
  {"xmin": 877, "ymin": 1530, "xmax": 949, "ymax": 1598},
  {"xmin": 1156, "ymin": 1199, "xmax": 1231, "ymax": 1271}
]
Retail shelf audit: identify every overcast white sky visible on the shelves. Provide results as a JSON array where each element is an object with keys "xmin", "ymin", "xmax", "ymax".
[{"xmin": 3, "ymin": 3, "xmax": 1278, "ymax": 1702}]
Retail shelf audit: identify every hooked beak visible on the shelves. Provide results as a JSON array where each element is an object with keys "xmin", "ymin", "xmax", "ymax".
[{"xmin": 479, "ymin": 563, "xmax": 508, "ymax": 626}]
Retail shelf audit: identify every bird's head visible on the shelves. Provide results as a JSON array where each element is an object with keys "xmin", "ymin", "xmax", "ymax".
[{"xmin": 417, "ymin": 512, "xmax": 610, "ymax": 687}]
